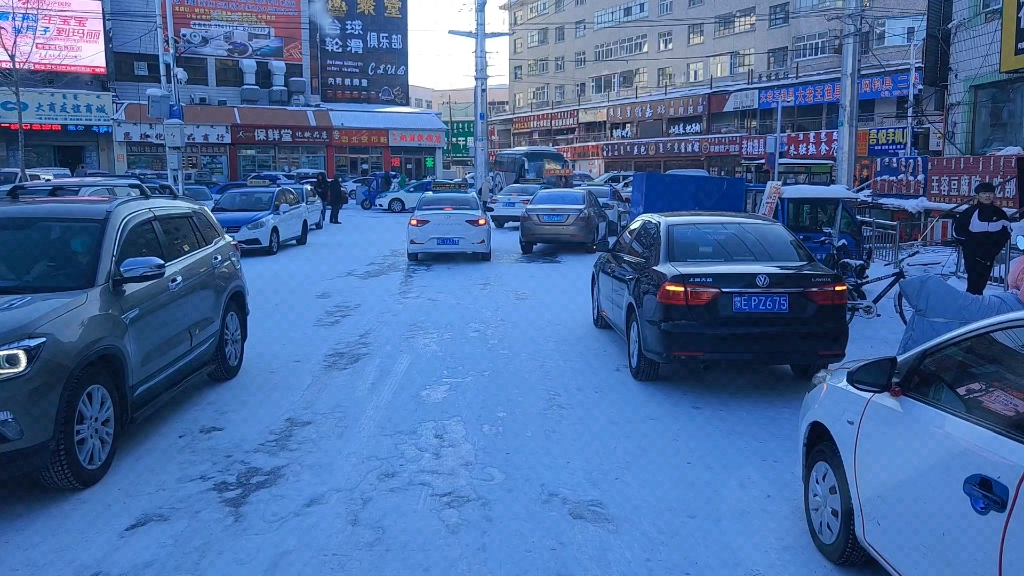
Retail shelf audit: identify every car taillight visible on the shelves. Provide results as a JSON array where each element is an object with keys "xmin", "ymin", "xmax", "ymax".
[
  {"xmin": 466, "ymin": 218, "xmax": 487, "ymax": 226},
  {"xmin": 805, "ymin": 283, "xmax": 848, "ymax": 305},
  {"xmin": 489, "ymin": 197, "xmax": 498, "ymax": 204},
  {"xmin": 656, "ymin": 282, "xmax": 721, "ymax": 306},
  {"xmin": 409, "ymin": 218, "xmax": 430, "ymax": 227}
]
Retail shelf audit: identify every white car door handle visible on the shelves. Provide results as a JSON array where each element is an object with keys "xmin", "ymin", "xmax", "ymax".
[{"xmin": 168, "ymin": 276, "xmax": 183, "ymax": 291}]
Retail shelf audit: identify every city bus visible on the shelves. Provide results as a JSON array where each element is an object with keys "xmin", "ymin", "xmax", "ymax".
[{"xmin": 492, "ymin": 146, "xmax": 571, "ymax": 192}]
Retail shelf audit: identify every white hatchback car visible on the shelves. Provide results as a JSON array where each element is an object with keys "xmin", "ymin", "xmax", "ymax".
[
  {"xmin": 799, "ymin": 312, "xmax": 1024, "ymax": 575},
  {"xmin": 407, "ymin": 193, "xmax": 494, "ymax": 261}
]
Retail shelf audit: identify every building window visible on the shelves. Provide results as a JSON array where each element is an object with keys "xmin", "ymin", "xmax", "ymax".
[
  {"xmin": 657, "ymin": 66, "xmax": 675, "ymax": 87},
  {"xmin": 527, "ymin": 28, "xmax": 549, "ymax": 47},
  {"xmin": 555, "ymin": 84, "xmax": 566, "ymax": 101},
  {"xmin": 555, "ymin": 25, "xmax": 565, "ymax": 42},
  {"xmin": 575, "ymin": 50, "xmax": 587, "ymax": 67},
  {"xmin": 215, "ymin": 59, "xmax": 243, "ymax": 87},
  {"xmin": 689, "ymin": 0, "xmax": 703, "ymax": 5},
  {"xmin": 659, "ymin": 0, "xmax": 673, "ymax": 15},
  {"xmin": 576, "ymin": 82, "xmax": 586, "ymax": 98},
  {"xmin": 731, "ymin": 49, "xmax": 754, "ymax": 74},
  {"xmin": 254, "ymin": 61, "xmax": 274, "ymax": 88},
  {"xmin": 515, "ymin": 93, "xmax": 525, "ymax": 107},
  {"xmin": 688, "ymin": 24, "xmax": 703, "ymax": 45},
  {"xmin": 527, "ymin": 60, "xmax": 539, "ymax": 75},
  {"xmin": 532, "ymin": 85, "xmax": 549, "ymax": 102},
  {"xmin": 595, "ymin": 1, "xmax": 649, "ymax": 30},
  {"xmin": 796, "ymin": 0, "xmax": 836, "ymax": 11},
  {"xmin": 178, "ymin": 56, "xmax": 209, "ymax": 86},
  {"xmin": 715, "ymin": 7, "xmax": 755, "ymax": 37},
  {"xmin": 538, "ymin": 57, "xmax": 549, "ymax": 74},
  {"xmin": 687, "ymin": 61, "xmax": 704, "ymax": 82},
  {"xmin": 793, "ymin": 31, "xmax": 832, "ymax": 60},
  {"xmin": 426, "ymin": 100, "xmax": 433, "ymax": 110},
  {"xmin": 768, "ymin": 46, "xmax": 788, "ymax": 69},
  {"xmin": 591, "ymin": 74, "xmax": 615, "ymax": 94},
  {"xmin": 513, "ymin": 65, "xmax": 523, "ymax": 80},
  {"xmin": 555, "ymin": 56, "xmax": 565, "ymax": 72},
  {"xmin": 710, "ymin": 54, "xmax": 730, "ymax": 77},
  {"xmin": 414, "ymin": 98, "xmax": 423, "ymax": 108},
  {"xmin": 981, "ymin": 0, "xmax": 1001, "ymax": 11},
  {"xmin": 527, "ymin": 0, "xmax": 549, "ymax": 19},
  {"xmin": 514, "ymin": 38, "xmax": 524, "ymax": 53},
  {"xmin": 513, "ymin": 10, "xmax": 523, "ymax": 25},
  {"xmin": 871, "ymin": 17, "xmax": 925, "ymax": 47},
  {"xmin": 594, "ymin": 33, "xmax": 649, "ymax": 61},
  {"xmin": 556, "ymin": 0, "xmax": 566, "ymax": 11},
  {"xmin": 576, "ymin": 0, "xmax": 587, "ymax": 5},
  {"xmin": 769, "ymin": 3, "xmax": 789, "ymax": 27},
  {"xmin": 575, "ymin": 19, "xmax": 586, "ymax": 37},
  {"xmin": 658, "ymin": 30, "xmax": 673, "ymax": 51}
]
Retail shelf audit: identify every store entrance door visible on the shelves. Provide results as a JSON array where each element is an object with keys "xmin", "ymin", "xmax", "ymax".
[{"xmin": 56, "ymin": 146, "xmax": 84, "ymax": 172}]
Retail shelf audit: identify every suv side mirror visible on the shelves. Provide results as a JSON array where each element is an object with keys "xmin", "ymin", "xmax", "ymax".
[
  {"xmin": 846, "ymin": 357, "xmax": 897, "ymax": 393},
  {"xmin": 116, "ymin": 257, "xmax": 166, "ymax": 286},
  {"xmin": 278, "ymin": 203, "xmax": 290, "ymax": 214},
  {"xmin": 596, "ymin": 239, "xmax": 610, "ymax": 252}
]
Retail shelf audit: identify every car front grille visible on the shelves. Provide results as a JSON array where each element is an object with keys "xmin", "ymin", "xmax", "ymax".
[{"xmin": 225, "ymin": 226, "xmax": 242, "ymax": 234}]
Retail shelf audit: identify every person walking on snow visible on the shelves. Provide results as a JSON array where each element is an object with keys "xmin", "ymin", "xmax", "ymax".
[
  {"xmin": 480, "ymin": 175, "xmax": 492, "ymax": 204},
  {"xmin": 328, "ymin": 175, "xmax": 344, "ymax": 224},
  {"xmin": 314, "ymin": 173, "xmax": 330, "ymax": 224},
  {"xmin": 954, "ymin": 182, "xmax": 1012, "ymax": 295}
]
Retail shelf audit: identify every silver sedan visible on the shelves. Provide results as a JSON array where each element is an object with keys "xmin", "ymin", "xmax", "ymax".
[{"xmin": 519, "ymin": 188, "xmax": 610, "ymax": 254}]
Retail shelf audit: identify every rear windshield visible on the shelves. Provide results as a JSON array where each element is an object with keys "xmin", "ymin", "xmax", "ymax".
[
  {"xmin": 531, "ymin": 192, "xmax": 584, "ymax": 206},
  {"xmin": 668, "ymin": 223, "xmax": 814, "ymax": 263},
  {"xmin": 500, "ymin": 185, "xmax": 542, "ymax": 195},
  {"xmin": 418, "ymin": 195, "xmax": 480, "ymax": 211},
  {"xmin": 184, "ymin": 187, "xmax": 213, "ymax": 201},
  {"xmin": 583, "ymin": 186, "xmax": 611, "ymax": 199}
]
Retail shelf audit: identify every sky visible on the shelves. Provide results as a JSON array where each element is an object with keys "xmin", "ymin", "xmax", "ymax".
[{"xmin": 407, "ymin": 0, "xmax": 511, "ymax": 90}]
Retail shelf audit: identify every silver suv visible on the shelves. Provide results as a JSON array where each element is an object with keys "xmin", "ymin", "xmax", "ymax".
[{"xmin": 0, "ymin": 194, "xmax": 249, "ymax": 489}]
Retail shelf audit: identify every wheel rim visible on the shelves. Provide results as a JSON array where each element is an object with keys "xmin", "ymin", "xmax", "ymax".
[
  {"xmin": 808, "ymin": 461, "xmax": 843, "ymax": 545},
  {"xmin": 74, "ymin": 385, "xmax": 114, "ymax": 470},
  {"xmin": 628, "ymin": 320, "xmax": 639, "ymax": 367},
  {"xmin": 592, "ymin": 284, "xmax": 600, "ymax": 320},
  {"xmin": 271, "ymin": 232, "xmax": 278, "ymax": 251},
  {"xmin": 390, "ymin": 200, "xmax": 401, "ymax": 212},
  {"xmin": 224, "ymin": 311, "xmax": 243, "ymax": 367}
]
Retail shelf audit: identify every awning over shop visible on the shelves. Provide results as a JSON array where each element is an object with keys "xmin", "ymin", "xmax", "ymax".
[{"xmin": 326, "ymin": 104, "xmax": 446, "ymax": 131}]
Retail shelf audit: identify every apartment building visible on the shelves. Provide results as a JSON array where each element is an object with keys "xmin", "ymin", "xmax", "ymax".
[{"xmin": 501, "ymin": 0, "xmax": 947, "ymax": 178}]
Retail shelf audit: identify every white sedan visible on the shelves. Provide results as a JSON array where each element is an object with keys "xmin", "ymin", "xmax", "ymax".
[
  {"xmin": 407, "ymin": 193, "xmax": 494, "ymax": 261},
  {"xmin": 487, "ymin": 182, "xmax": 548, "ymax": 228},
  {"xmin": 799, "ymin": 312, "xmax": 1024, "ymax": 575}
]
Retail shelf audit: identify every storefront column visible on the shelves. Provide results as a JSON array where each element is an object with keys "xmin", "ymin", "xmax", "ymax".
[
  {"xmin": 434, "ymin": 148, "xmax": 443, "ymax": 179},
  {"xmin": 383, "ymin": 147, "xmax": 392, "ymax": 173},
  {"xmin": 228, "ymin": 146, "xmax": 239, "ymax": 181},
  {"xmin": 326, "ymin": 146, "xmax": 336, "ymax": 178}
]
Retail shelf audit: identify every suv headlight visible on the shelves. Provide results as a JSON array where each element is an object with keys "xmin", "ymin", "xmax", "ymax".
[
  {"xmin": 246, "ymin": 217, "xmax": 269, "ymax": 231},
  {"xmin": 0, "ymin": 338, "xmax": 46, "ymax": 380}
]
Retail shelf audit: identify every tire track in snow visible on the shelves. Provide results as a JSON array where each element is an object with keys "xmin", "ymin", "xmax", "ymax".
[{"xmin": 358, "ymin": 353, "xmax": 412, "ymax": 439}]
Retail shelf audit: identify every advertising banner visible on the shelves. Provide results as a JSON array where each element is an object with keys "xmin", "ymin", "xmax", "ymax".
[
  {"xmin": 0, "ymin": 90, "xmax": 110, "ymax": 124},
  {"xmin": 332, "ymin": 128, "xmax": 388, "ymax": 146},
  {"xmin": 513, "ymin": 112, "xmax": 549, "ymax": 132},
  {"xmin": 115, "ymin": 122, "xmax": 232, "ymax": 144},
  {"xmin": 781, "ymin": 131, "xmax": 837, "ymax": 159},
  {"xmin": 319, "ymin": 0, "xmax": 409, "ymax": 105},
  {"xmin": 389, "ymin": 129, "xmax": 444, "ymax": 147},
  {"xmin": 445, "ymin": 121, "xmax": 474, "ymax": 158},
  {"xmin": 0, "ymin": 0, "xmax": 106, "ymax": 74},
  {"xmin": 602, "ymin": 136, "xmax": 740, "ymax": 159},
  {"xmin": 606, "ymin": 95, "xmax": 706, "ymax": 122},
  {"xmin": 758, "ymin": 181, "xmax": 783, "ymax": 217},
  {"xmin": 871, "ymin": 156, "xmax": 928, "ymax": 197},
  {"xmin": 927, "ymin": 156, "xmax": 1020, "ymax": 209},
  {"xmin": 741, "ymin": 135, "xmax": 767, "ymax": 158},
  {"xmin": 1001, "ymin": 0, "xmax": 1024, "ymax": 72},
  {"xmin": 232, "ymin": 126, "xmax": 330, "ymax": 144},
  {"xmin": 557, "ymin": 143, "xmax": 602, "ymax": 160},
  {"xmin": 862, "ymin": 127, "xmax": 909, "ymax": 157},
  {"xmin": 578, "ymin": 107, "xmax": 606, "ymax": 123},
  {"xmin": 172, "ymin": 0, "xmax": 302, "ymax": 62},
  {"xmin": 758, "ymin": 72, "xmax": 921, "ymax": 109}
]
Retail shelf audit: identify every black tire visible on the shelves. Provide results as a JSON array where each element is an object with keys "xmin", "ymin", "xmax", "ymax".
[
  {"xmin": 480, "ymin": 250, "xmax": 492, "ymax": 261},
  {"xmin": 804, "ymin": 442, "xmax": 868, "ymax": 566},
  {"xmin": 39, "ymin": 366, "xmax": 122, "ymax": 490},
  {"xmin": 592, "ymin": 279, "xmax": 610, "ymax": 329},
  {"xmin": 585, "ymin": 228, "xmax": 599, "ymax": 253},
  {"xmin": 494, "ymin": 219, "xmax": 506, "ymax": 228},
  {"xmin": 407, "ymin": 252, "xmax": 419, "ymax": 261},
  {"xmin": 791, "ymin": 364, "xmax": 827, "ymax": 380},
  {"xmin": 895, "ymin": 290, "xmax": 911, "ymax": 326},
  {"xmin": 388, "ymin": 199, "xmax": 405, "ymax": 213},
  {"xmin": 520, "ymin": 242, "xmax": 534, "ymax": 255},
  {"xmin": 360, "ymin": 198, "xmax": 372, "ymax": 210},
  {"xmin": 627, "ymin": 311, "xmax": 660, "ymax": 381},
  {"xmin": 315, "ymin": 213, "xmax": 324, "ymax": 230},
  {"xmin": 209, "ymin": 302, "xmax": 245, "ymax": 382},
  {"xmin": 296, "ymin": 222, "xmax": 309, "ymax": 246},
  {"xmin": 266, "ymin": 228, "xmax": 280, "ymax": 255}
]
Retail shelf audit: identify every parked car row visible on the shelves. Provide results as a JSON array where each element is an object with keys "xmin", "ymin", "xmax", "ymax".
[{"xmin": 210, "ymin": 181, "xmax": 324, "ymax": 255}]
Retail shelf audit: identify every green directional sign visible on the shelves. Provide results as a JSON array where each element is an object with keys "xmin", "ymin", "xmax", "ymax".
[{"xmin": 445, "ymin": 120, "xmax": 475, "ymax": 159}]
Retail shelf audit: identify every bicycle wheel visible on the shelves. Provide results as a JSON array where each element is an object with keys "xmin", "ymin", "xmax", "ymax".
[{"xmin": 894, "ymin": 289, "xmax": 912, "ymax": 326}]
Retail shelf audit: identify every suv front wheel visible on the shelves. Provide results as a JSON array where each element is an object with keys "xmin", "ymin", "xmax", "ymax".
[
  {"xmin": 39, "ymin": 366, "xmax": 122, "ymax": 489},
  {"xmin": 210, "ymin": 302, "xmax": 245, "ymax": 381}
]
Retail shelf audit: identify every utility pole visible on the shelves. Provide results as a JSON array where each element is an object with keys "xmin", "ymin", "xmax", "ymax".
[
  {"xmin": 160, "ymin": 0, "xmax": 185, "ymax": 195},
  {"xmin": 835, "ymin": 0, "xmax": 862, "ymax": 188},
  {"xmin": 450, "ymin": 0, "xmax": 508, "ymax": 192},
  {"xmin": 906, "ymin": 40, "xmax": 917, "ymax": 156}
]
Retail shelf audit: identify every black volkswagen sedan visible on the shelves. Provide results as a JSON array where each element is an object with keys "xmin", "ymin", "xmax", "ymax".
[{"xmin": 591, "ymin": 212, "xmax": 849, "ymax": 381}]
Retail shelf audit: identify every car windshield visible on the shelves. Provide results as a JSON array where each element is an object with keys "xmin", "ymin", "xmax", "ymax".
[
  {"xmin": 583, "ymin": 187, "xmax": 611, "ymax": 199},
  {"xmin": 500, "ymin": 185, "xmax": 542, "ymax": 196},
  {"xmin": 531, "ymin": 192, "xmax": 584, "ymax": 205},
  {"xmin": 669, "ymin": 223, "xmax": 814, "ymax": 263},
  {"xmin": 0, "ymin": 171, "xmax": 18, "ymax": 185},
  {"xmin": 184, "ymin": 187, "xmax": 213, "ymax": 201},
  {"xmin": 418, "ymin": 195, "xmax": 480, "ymax": 211},
  {"xmin": 0, "ymin": 218, "xmax": 104, "ymax": 293},
  {"xmin": 213, "ymin": 190, "xmax": 276, "ymax": 212}
]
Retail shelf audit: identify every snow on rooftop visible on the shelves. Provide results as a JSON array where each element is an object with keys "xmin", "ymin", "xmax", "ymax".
[
  {"xmin": 779, "ymin": 184, "xmax": 862, "ymax": 200},
  {"xmin": 866, "ymin": 196, "xmax": 960, "ymax": 213}
]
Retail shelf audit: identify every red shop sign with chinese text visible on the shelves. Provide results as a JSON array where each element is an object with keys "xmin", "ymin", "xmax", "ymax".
[
  {"xmin": 232, "ymin": 126, "xmax": 330, "ymax": 144},
  {"xmin": 927, "ymin": 156, "xmax": 1020, "ymax": 209},
  {"xmin": 781, "ymin": 131, "xmax": 837, "ymax": 159},
  {"xmin": 332, "ymin": 129, "xmax": 389, "ymax": 146}
]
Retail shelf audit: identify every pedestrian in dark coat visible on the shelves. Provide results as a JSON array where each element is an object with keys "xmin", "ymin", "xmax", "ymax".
[
  {"xmin": 954, "ymin": 182, "xmax": 1013, "ymax": 295},
  {"xmin": 315, "ymin": 173, "xmax": 330, "ymax": 223},
  {"xmin": 329, "ymin": 175, "xmax": 344, "ymax": 224}
]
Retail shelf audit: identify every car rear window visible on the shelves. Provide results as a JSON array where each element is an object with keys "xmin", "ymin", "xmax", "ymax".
[
  {"xmin": 668, "ymin": 223, "xmax": 814, "ymax": 263},
  {"xmin": 500, "ymin": 185, "xmax": 541, "ymax": 196},
  {"xmin": 184, "ymin": 187, "xmax": 213, "ymax": 201},
  {"xmin": 418, "ymin": 195, "xmax": 480, "ymax": 211},
  {"xmin": 531, "ymin": 192, "xmax": 584, "ymax": 205},
  {"xmin": 583, "ymin": 187, "xmax": 611, "ymax": 199}
]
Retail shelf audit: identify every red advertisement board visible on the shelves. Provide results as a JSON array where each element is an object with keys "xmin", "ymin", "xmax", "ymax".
[
  {"xmin": 171, "ymin": 0, "xmax": 303, "ymax": 63},
  {"xmin": 927, "ymin": 155, "xmax": 1021, "ymax": 209}
]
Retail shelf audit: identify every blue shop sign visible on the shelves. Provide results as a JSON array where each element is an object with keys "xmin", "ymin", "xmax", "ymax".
[
  {"xmin": 758, "ymin": 72, "xmax": 920, "ymax": 109},
  {"xmin": 871, "ymin": 156, "xmax": 928, "ymax": 197},
  {"xmin": 866, "ymin": 127, "xmax": 909, "ymax": 157}
]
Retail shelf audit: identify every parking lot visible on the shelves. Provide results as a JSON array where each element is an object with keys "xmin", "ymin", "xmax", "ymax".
[{"xmin": 0, "ymin": 208, "xmax": 891, "ymax": 575}]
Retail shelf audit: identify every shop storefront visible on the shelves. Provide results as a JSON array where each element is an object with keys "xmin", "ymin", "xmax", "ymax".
[
  {"xmin": 388, "ymin": 129, "xmax": 446, "ymax": 181},
  {"xmin": 0, "ymin": 89, "xmax": 114, "ymax": 171},
  {"xmin": 230, "ymin": 126, "xmax": 331, "ymax": 177},
  {"xmin": 185, "ymin": 144, "xmax": 229, "ymax": 182},
  {"xmin": 332, "ymin": 129, "xmax": 388, "ymax": 177},
  {"xmin": 125, "ymin": 142, "xmax": 166, "ymax": 171},
  {"xmin": 115, "ymin": 120, "xmax": 233, "ymax": 179}
]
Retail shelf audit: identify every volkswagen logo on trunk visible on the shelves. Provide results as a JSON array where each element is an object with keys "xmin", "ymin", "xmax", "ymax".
[{"xmin": 755, "ymin": 274, "xmax": 770, "ymax": 288}]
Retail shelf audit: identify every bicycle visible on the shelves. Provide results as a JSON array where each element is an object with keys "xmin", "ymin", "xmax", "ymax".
[{"xmin": 844, "ymin": 249, "xmax": 919, "ymax": 325}]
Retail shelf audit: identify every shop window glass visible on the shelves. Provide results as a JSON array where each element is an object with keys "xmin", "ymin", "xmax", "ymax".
[
  {"xmin": 178, "ymin": 56, "xmax": 209, "ymax": 86},
  {"xmin": 215, "ymin": 59, "xmax": 243, "ymax": 88},
  {"xmin": 255, "ymin": 61, "xmax": 273, "ymax": 89},
  {"xmin": 973, "ymin": 82, "xmax": 1024, "ymax": 155}
]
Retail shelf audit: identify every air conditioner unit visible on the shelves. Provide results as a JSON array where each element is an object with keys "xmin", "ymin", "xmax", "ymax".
[
  {"xmin": 216, "ymin": 98, "xmax": 229, "ymax": 106},
  {"xmin": 290, "ymin": 95, "xmax": 306, "ymax": 107},
  {"xmin": 190, "ymin": 93, "xmax": 209, "ymax": 105}
]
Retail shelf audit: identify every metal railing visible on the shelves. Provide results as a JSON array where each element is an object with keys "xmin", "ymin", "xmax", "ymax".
[{"xmin": 859, "ymin": 218, "xmax": 901, "ymax": 264}]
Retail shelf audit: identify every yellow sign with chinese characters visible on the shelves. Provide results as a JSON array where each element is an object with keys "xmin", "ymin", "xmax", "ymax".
[{"xmin": 1001, "ymin": 0, "xmax": 1024, "ymax": 72}]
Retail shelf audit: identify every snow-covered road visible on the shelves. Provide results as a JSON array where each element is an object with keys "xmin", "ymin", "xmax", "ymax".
[{"xmin": 1, "ymin": 208, "xmax": 894, "ymax": 576}]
